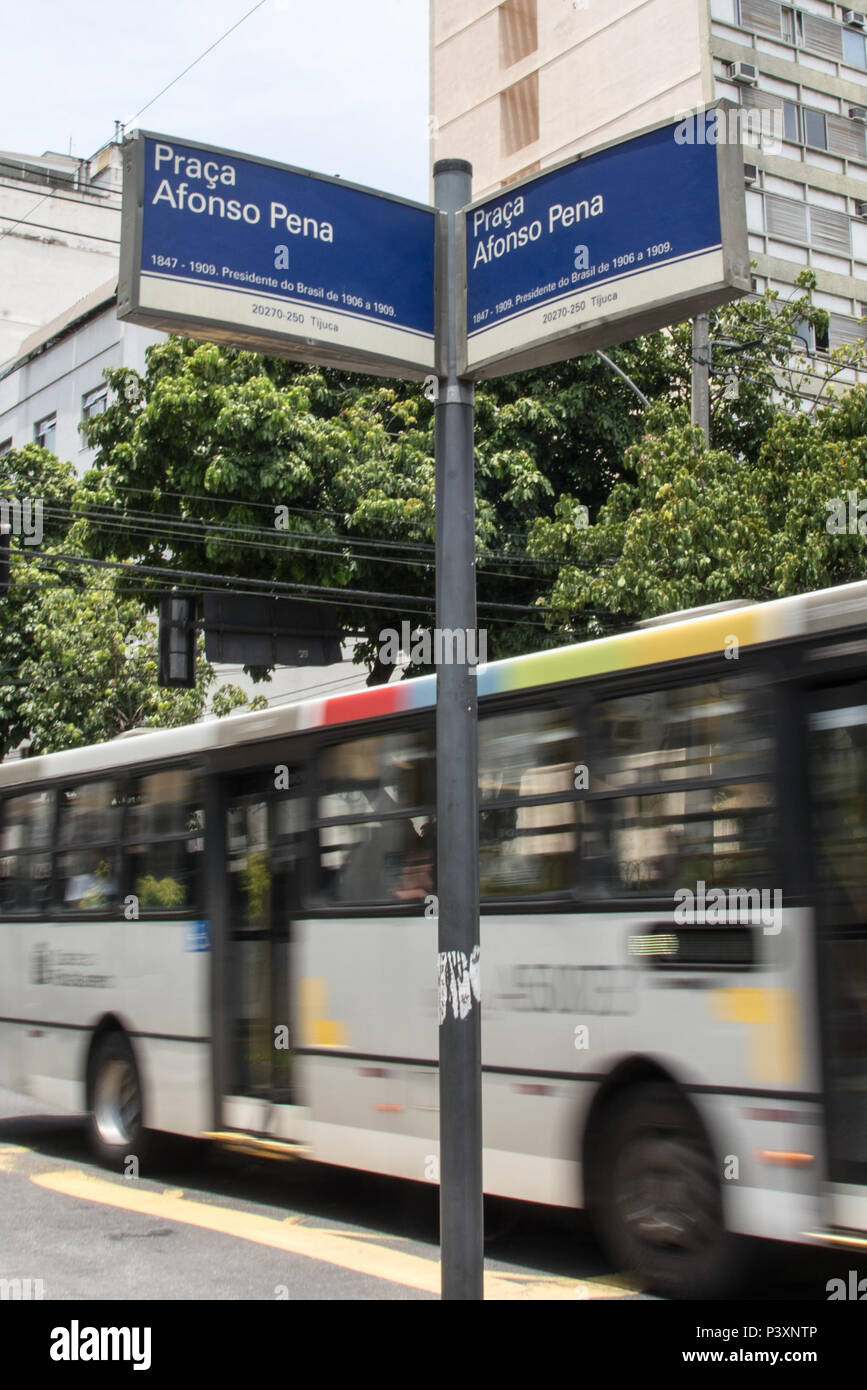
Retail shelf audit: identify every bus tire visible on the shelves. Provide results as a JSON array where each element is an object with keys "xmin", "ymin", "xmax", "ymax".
[
  {"xmin": 87, "ymin": 1031, "xmax": 149, "ymax": 1172},
  {"xmin": 593, "ymin": 1082, "xmax": 742, "ymax": 1299}
]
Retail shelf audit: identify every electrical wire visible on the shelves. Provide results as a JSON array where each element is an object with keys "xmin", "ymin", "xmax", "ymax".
[
  {"xmin": 24, "ymin": 548, "xmax": 564, "ymax": 617},
  {"xmin": 30, "ymin": 496, "xmax": 589, "ymax": 573},
  {"xmin": 123, "ymin": 0, "xmax": 271, "ymax": 128},
  {"xmin": 0, "ymin": 0, "xmax": 270, "ymax": 246}
]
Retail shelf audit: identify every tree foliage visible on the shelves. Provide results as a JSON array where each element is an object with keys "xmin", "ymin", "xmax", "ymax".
[
  {"xmin": 5, "ymin": 268, "xmax": 867, "ymax": 756},
  {"xmin": 0, "ymin": 445, "xmax": 256, "ymax": 757}
]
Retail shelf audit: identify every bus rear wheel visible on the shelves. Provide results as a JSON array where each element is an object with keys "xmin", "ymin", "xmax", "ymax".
[
  {"xmin": 87, "ymin": 1032, "xmax": 148, "ymax": 1171},
  {"xmin": 593, "ymin": 1082, "xmax": 741, "ymax": 1299}
]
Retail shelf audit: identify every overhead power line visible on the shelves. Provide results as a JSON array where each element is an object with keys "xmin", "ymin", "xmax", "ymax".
[
  {"xmin": 30, "ymin": 497, "xmax": 587, "ymax": 575},
  {"xmin": 0, "ymin": 0, "xmax": 270, "ymax": 246},
  {"xmin": 123, "ymin": 0, "xmax": 271, "ymax": 128},
  {"xmin": 26, "ymin": 548, "xmax": 563, "ymax": 618}
]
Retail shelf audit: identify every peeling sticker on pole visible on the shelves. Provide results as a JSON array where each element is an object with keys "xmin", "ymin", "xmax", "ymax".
[{"xmin": 438, "ymin": 945, "xmax": 481, "ymax": 1023}]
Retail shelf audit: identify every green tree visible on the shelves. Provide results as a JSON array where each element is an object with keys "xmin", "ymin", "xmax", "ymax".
[
  {"xmin": 74, "ymin": 336, "xmax": 657, "ymax": 674},
  {"xmin": 529, "ymin": 393, "xmax": 867, "ymax": 633},
  {"xmin": 24, "ymin": 267, "xmax": 866, "ymax": 705},
  {"xmin": 0, "ymin": 445, "xmax": 77, "ymax": 756},
  {"xmin": 15, "ymin": 563, "xmax": 253, "ymax": 755}
]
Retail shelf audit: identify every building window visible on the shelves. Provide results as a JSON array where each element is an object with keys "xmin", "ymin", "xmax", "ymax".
[
  {"xmin": 829, "ymin": 313, "xmax": 865, "ymax": 348},
  {"xmin": 783, "ymin": 101, "xmax": 800, "ymax": 142},
  {"xmin": 780, "ymin": 6, "xmax": 800, "ymax": 45},
  {"xmin": 34, "ymin": 415, "xmax": 56, "ymax": 452},
  {"xmin": 499, "ymin": 0, "xmax": 537, "ymax": 68},
  {"xmin": 801, "ymin": 12, "xmax": 842, "ymax": 61},
  {"xmin": 501, "ymin": 72, "xmax": 539, "ymax": 156},
  {"xmin": 804, "ymin": 107, "xmax": 827, "ymax": 151},
  {"xmin": 81, "ymin": 385, "xmax": 107, "ymax": 423},
  {"xmin": 0, "ymin": 439, "xmax": 12, "ymax": 456},
  {"xmin": 765, "ymin": 193, "xmax": 808, "ymax": 241},
  {"xmin": 764, "ymin": 193, "xmax": 852, "ymax": 256},
  {"xmin": 809, "ymin": 204, "xmax": 851, "ymax": 255},
  {"xmin": 844, "ymin": 26, "xmax": 867, "ymax": 70},
  {"xmin": 741, "ymin": 0, "xmax": 788, "ymax": 41}
]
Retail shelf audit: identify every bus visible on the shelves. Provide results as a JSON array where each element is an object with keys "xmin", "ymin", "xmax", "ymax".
[{"xmin": 2, "ymin": 578, "xmax": 867, "ymax": 1298}]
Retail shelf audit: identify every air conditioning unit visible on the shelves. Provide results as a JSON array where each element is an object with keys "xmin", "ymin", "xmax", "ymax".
[
  {"xmin": 855, "ymin": 200, "xmax": 867, "ymax": 218},
  {"xmin": 727, "ymin": 60, "xmax": 758, "ymax": 85},
  {"xmin": 843, "ymin": 10, "xmax": 866, "ymax": 29},
  {"xmin": 850, "ymin": 106, "xmax": 867, "ymax": 122},
  {"xmin": 743, "ymin": 162, "xmax": 759, "ymax": 185}
]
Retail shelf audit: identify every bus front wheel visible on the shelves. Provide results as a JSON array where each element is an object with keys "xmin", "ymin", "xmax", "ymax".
[
  {"xmin": 87, "ymin": 1032, "xmax": 148, "ymax": 1171},
  {"xmin": 593, "ymin": 1082, "xmax": 742, "ymax": 1299}
]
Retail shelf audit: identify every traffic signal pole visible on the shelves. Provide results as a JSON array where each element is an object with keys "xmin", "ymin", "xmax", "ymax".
[{"xmin": 433, "ymin": 157, "xmax": 484, "ymax": 1301}]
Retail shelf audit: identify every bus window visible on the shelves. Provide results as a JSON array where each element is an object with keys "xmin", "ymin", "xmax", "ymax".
[
  {"xmin": 597, "ymin": 677, "xmax": 773, "ymax": 788},
  {"xmin": 56, "ymin": 781, "xmax": 122, "ymax": 911},
  {"xmin": 478, "ymin": 706, "xmax": 580, "ymax": 898},
  {"xmin": 126, "ymin": 768, "xmax": 203, "ymax": 912},
  {"xmin": 590, "ymin": 678, "xmax": 775, "ymax": 895},
  {"xmin": 808, "ymin": 690, "xmax": 867, "ymax": 1182},
  {"xmin": 313, "ymin": 729, "xmax": 434, "ymax": 906},
  {"xmin": 0, "ymin": 790, "xmax": 54, "ymax": 912}
]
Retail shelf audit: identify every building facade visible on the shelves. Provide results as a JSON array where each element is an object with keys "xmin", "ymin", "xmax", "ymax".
[
  {"xmin": 0, "ymin": 283, "xmax": 161, "ymax": 474},
  {"xmin": 431, "ymin": 0, "xmax": 867, "ymax": 351},
  {"xmin": 0, "ymin": 143, "xmax": 124, "ymax": 368}
]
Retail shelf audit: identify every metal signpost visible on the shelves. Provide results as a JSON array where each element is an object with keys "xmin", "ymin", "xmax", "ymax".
[
  {"xmin": 432, "ymin": 158, "xmax": 483, "ymax": 1301},
  {"xmin": 118, "ymin": 102, "xmax": 748, "ymax": 1302}
]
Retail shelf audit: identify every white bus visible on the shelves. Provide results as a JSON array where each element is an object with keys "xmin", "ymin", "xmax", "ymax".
[{"xmin": 2, "ymin": 579, "xmax": 867, "ymax": 1297}]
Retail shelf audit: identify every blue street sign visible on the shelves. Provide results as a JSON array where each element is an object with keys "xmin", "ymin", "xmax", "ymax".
[
  {"xmin": 463, "ymin": 108, "xmax": 749, "ymax": 379},
  {"xmin": 119, "ymin": 133, "xmax": 436, "ymax": 379}
]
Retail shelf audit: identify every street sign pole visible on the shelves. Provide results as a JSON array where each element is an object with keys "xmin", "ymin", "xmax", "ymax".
[
  {"xmin": 691, "ymin": 312, "xmax": 711, "ymax": 446},
  {"xmin": 433, "ymin": 157, "xmax": 483, "ymax": 1301}
]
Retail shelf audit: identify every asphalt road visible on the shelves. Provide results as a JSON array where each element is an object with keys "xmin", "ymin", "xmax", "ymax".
[{"xmin": 0, "ymin": 1086, "xmax": 862, "ymax": 1303}]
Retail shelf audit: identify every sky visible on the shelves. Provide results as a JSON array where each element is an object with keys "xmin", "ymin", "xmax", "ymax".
[{"xmin": 3, "ymin": 0, "xmax": 431, "ymax": 202}]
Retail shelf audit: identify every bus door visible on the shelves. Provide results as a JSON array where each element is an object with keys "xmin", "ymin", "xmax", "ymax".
[
  {"xmin": 807, "ymin": 684, "xmax": 867, "ymax": 1216},
  {"xmin": 225, "ymin": 772, "xmax": 303, "ymax": 1101}
]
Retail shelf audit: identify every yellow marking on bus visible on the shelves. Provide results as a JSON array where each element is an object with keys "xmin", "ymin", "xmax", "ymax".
[
  {"xmin": 298, "ymin": 977, "xmax": 348, "ymax": 1049},
  {"xmin": 204, "ymin": 1132, "xmax": 308, "ymax": 1160},
  {"xmin": 708, "ymin": 987, "xmax": 802, "ymax": 1085},
  {"xmin": 30, "ymin": 1169, "xmax": 633, "ymax": 1299},
  {"xmin": 805, "ymin": 1230, "xmax": 867, "ymax": 1250},
  {"xmin": 0, "ymin": 1145, "xmax": 30, "ymax": 1171},
  {"xmin": 638, "ymin": 611, "xmax": 760, "ymax": 669}
]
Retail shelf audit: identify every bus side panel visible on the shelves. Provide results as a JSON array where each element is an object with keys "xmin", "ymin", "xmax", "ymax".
[
  {"xmin": 292, "ymin": 907, "xmax": 826, "ymax": 1242},
  {"xmin": 9, "ymin": 920, "xmax": 212, "ymax": 1135},
  {"xmin": 292, "ymin": 915, "xmax": 439, "ymax": 1182},
  {"xmin": 0, "ymin": 920, "xmax": 26, "ymax": 1092}
]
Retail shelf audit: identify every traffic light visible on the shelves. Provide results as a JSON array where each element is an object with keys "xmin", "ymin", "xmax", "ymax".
[
  {"xmin": 158, "ymin": 592, "xmax": 197, "ymax": 688},
  {"xmin": 0, "ymin": 528, "xmax": 9, "ymax": 597}
]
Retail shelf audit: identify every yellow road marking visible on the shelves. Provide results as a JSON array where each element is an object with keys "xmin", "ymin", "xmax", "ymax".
[{"xmin": 31, "ymin": 1169, "xmax": 632, "ymax": 1300}]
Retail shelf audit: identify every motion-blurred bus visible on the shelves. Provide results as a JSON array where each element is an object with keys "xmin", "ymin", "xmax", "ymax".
[{"xmin": 2, "ymin": 580, "xmax": 867, "ymax": 1297}]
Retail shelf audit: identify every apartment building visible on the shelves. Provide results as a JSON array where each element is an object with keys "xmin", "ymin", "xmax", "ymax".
[
  {"xmin": 0, "ymin": 282, "xmax": 161, "ymax": 475},
  {"xmin": 431, "ymin": 0, "xmax": 867, "ymax": 351},
  {"xmin": 0, "ymin": 142, "xmax": 124, "ymax": 368}
]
